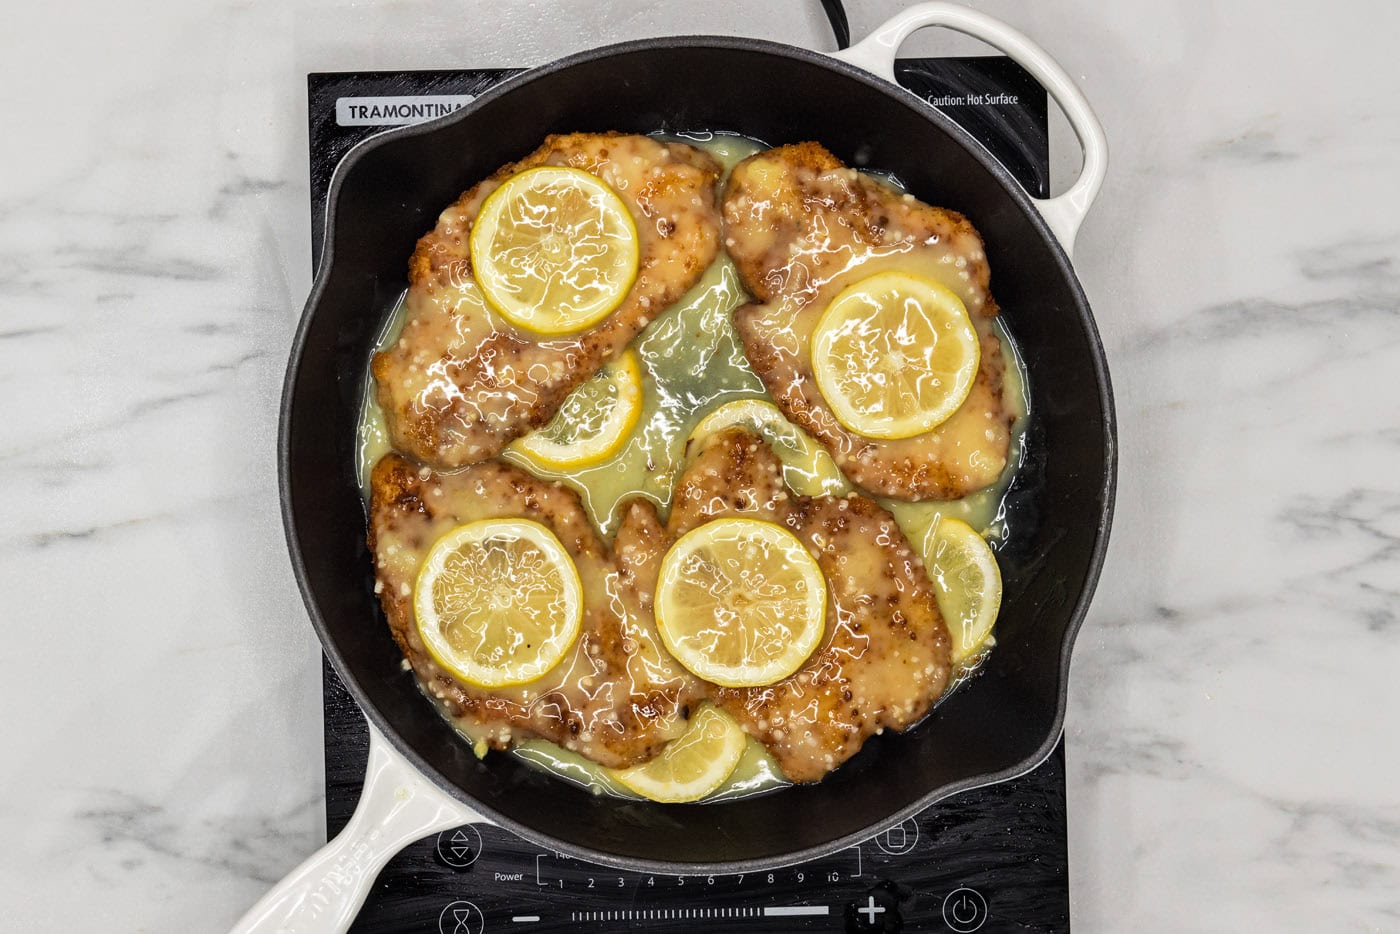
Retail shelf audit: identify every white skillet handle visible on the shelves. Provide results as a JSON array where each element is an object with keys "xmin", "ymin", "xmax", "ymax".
[
  {"xmin": 230, "ymin": 724, "xmax": 488, "ymax": 934},
  {"xmin": 831, "ymin": 2, "xmax": 1108, "ymax": 257}
]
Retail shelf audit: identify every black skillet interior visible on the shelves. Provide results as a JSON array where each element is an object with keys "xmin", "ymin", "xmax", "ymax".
[{"xmin": 282, "ymin": 38, "xmax": 1114, "ymax": 873}]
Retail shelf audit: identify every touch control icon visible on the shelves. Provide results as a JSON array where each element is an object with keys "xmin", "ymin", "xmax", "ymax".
[
  {"xmin": 436, "ymin": 825, "xmax": 483, "ymax": 869},
  {"xmin": 438, "ymin": 900, "xmax": 485, "ymax": 934},
  {"xmin": 942, "ymin": 887, "xmax": 988, "ymax": 933},
  {"xmin": 874, "ymin": 818, "xmax": 920, "ymax": 855}
]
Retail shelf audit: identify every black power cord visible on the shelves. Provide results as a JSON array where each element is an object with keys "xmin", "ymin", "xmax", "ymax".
[{"xmin": 819, "ymin": 0, "xmax": 851, "ymax": 49}]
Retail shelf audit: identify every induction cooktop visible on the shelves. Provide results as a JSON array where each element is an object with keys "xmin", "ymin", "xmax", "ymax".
[{"xmin": 308, "ymin": 55, "xmax": 1067, "ymax": 934}]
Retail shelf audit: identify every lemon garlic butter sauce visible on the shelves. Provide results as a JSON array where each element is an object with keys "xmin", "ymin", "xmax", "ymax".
[{"xmin": 356, "ymin": 133, "xmax": 1030, "ymax": 800}]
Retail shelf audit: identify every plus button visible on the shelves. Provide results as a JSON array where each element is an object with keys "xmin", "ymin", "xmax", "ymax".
[{"xmin": 858, "ymin": 894, "xmax": 886, "ymax": 925}]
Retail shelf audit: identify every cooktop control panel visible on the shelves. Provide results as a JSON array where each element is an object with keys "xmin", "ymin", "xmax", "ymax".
[
  {"xmin": 347, "ymin": 744, "xmax": 1065, "ymax": 933},
  {"xmin": 325, "ymin": 665, "xmax": 1066, "ymax": 933}
]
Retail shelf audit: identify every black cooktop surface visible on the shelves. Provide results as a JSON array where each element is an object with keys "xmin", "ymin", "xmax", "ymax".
[{"xmin": 309, "ymin": 56, "xmax": 1065, "ymax": 933}]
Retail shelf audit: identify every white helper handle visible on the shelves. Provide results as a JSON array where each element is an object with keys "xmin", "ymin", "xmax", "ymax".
[
  {"xmin": 229, "ymin": 724, "xmax": 489, "ymax": 933},
  {"xmin": 831, "ymin": 2, "xmax": 1108, "ymax": 257}
]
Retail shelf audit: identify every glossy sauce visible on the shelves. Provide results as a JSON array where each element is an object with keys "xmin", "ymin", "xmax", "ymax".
[{"xmin": 357, "ymin": 133, "xmax": 1029, "ymax": 799}]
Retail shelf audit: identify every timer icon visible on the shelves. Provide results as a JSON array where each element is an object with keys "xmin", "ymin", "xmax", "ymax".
[{"xmin": 437, "ymin": 900, "xmax": 484, "ymax": 934}]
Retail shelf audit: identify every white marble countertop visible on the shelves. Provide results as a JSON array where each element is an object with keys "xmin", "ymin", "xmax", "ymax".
[{"xmin": 2, "ymin": 0, "xmax": 1397, "ymax": 930}]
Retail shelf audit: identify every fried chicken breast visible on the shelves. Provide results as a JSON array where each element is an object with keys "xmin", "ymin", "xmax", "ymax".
[
  {"xmin": 722, "ymin": 142, "xmax": 1014, "ymax": 501},
  {"xmin": 373, "ymin": 133, "xmax": 722, "ymax": 471},
  {"xmin": 664, "ymin": 427, "xmax": 954, "ymax": 781},
  {"xmin": 368, "ymin": 453, "xmax": 701, "ymax": 769}
]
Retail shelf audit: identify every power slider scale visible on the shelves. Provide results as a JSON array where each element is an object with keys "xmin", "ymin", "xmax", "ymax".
[{"xmin": 311, "ymin": 56, "xmax": 1068, "ymax": 934}]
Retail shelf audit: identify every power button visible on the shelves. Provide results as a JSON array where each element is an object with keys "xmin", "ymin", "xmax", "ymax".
[{"xmin": 941, "ymin": 887, "xmax": 988, "ymax": 933}]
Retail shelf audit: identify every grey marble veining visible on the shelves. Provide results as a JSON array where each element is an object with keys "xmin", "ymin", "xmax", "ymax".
[{"xmin": 1, "ymin": 0, "xmax": 1396, "ymax": 931}]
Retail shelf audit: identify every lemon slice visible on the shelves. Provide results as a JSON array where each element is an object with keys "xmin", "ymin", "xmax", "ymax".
[
  {"xmin": 656, "ymin": 518, "xmax": 826, "ymax": 688},
  {"xmin": 689, "ymin": 399, "xmax": 849, "ymax": 497},
  {"xmin": 414, "ymin": 518, "xmax": 583, "ymax": 688},
  {"xmin": 610, "ymin": 704, "xmax": 746, "ymax": 802},
  {"xmin": 511, "ymin": 351, "xmax": 644, "ymax": 469},
  {"xmin": 470, "ymin": 166, "xmax": 640, "ymax": 335},
  {"xmin": 811, "ymin": 271, "xmax": 981, "ymax": 439},
  {"xmin": 926, "ymin": 517, "xmax": 1002, "ymax": 663}
]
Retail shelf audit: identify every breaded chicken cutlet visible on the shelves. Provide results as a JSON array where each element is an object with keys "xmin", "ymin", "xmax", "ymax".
[
  {"xmin": 722, "ymin": 142, "xmax": 1015, "ymax": 501},
  {"xmin": 374, "ymin": 133, "xmax": 722, "ymax": 471}
]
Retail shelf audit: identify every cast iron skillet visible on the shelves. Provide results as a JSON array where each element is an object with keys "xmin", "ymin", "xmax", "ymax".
[{"xmin": 236, "ymin": 5, "xmax": 1114, "ymax": 930}]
